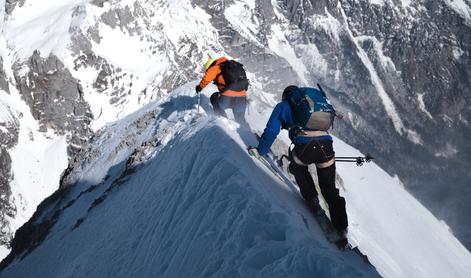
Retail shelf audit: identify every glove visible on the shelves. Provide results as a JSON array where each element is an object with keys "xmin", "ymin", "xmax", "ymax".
[
  {"xmin": 195, "ymin": 85, "xmax": 202, "ymax": 94},
  {"xmin": 248, "ymin": 147, "xmax": 260, "ymax": 159}
]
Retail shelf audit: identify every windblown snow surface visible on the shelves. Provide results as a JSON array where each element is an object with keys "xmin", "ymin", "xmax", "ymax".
[{"xmin": 1, "ymin": 84, "xmax": 470, "ymax": 278}]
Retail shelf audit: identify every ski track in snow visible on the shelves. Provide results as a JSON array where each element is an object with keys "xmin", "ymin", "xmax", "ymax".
[{"xmin": 1, "ymin": 85, "xmax": 471, "ymax": 278}]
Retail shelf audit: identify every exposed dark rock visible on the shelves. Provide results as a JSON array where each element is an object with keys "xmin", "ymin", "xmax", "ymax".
[
  {"xmin": 0, "ymin": 57, "xmax": 9, "ymax": 94},
  {"xmin": 13, "ymin": 51, "xmax": 94, "ymax": 157},
  {"xmin": 90, "ymin": 0, "xmax": 108, "ymax": 8},
  {"xmin": 100, "ymin": 2, "xmax": 144, "ymax": 35},
  {"xmin": 0, "ymin": 105, "xmax": 19, "ymax": 248},
  {"xmin": 5, "ymin": 0, "xmax": 25, "ymax": 14},
  {"xmin": 0, "ymin": 149, "xmax": 15, "ymax": 247}
]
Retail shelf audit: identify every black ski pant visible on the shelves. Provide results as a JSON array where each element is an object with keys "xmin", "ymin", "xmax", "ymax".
[
  {"xmin": 210, "ymin": 92, "xmax": 248, "ymax": 127},
  {"xmin": 288, "ymin": 139, "xmax": 348, "ymax": 232}
]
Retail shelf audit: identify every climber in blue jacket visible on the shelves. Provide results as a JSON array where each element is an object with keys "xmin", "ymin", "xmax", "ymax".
[{"xmin": 249, "ymin": 85, "xmax": 348, "ymax": 241}]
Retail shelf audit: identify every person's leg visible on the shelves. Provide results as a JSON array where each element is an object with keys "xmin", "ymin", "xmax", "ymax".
[
  {"xmin": 232, "ymin": 97, "xmax": 249, "ymax": 127},
  {"xmin": 295, "ymin": 140, "xmax": 348, "ymax": 233},
  {"xmin": 210, "ymin": 92, "xmax": 227, "ymax": 117},
  {"xmin": 317, "ymin": 164, "xmax": 348, "ymax": 232},
  {"xmin": 288, "ymin": 161, "xmax": 318, "ymax": 202}
]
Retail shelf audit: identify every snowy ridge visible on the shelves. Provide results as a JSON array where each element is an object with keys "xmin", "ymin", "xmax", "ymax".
[
  {"xmin": 1, "ymin": 84, "xmax": 471, "ymax": 278},
  {"xmin": 0, "ymin": 84, "xmax": 378, "ymax": 277}
]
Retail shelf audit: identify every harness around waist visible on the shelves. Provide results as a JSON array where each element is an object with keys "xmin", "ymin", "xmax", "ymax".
[
  {"xmin": 298, "ymin": 130, "xmax": 329, "ymax": 137},
  {"xmin": 221, "ymin": 90, "xmax": 247, "ymax": 97}
]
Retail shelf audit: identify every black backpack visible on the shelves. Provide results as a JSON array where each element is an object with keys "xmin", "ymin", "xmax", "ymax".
[{"xmin": 218, "ymin": 60, "xmax": 249, "ymax": 92}]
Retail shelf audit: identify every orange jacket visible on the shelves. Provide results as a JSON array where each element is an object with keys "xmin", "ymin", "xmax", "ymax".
[{"xmin": 199, "ymin": 57, "xmax": 247, "ymax": 97}]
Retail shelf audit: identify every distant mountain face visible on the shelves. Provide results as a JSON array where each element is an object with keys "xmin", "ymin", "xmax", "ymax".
[{"xmin": 0, "ymin": 0, "xmax": 469, "ymax": 254}]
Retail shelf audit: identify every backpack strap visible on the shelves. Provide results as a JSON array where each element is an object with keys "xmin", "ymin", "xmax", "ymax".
[
  {"xmin": 213, "ymin": 73, "xmax": 224, "ymax": 87},
  {"xmin": 305, "ymin": 95, "xmax": 315, "ymax": 113},
  {"xmin": 213, "ymin": 61, "xmax": 228, "ymax": 90}
]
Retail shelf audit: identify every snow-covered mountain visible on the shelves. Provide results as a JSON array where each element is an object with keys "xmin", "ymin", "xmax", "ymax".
[
  {"xmin": 0, "ymin": 85, "xmax": 470, "ymax": 277},
  {"xmin": 0, "ymin": 0, "xmax": 470, "ymax": 260}
]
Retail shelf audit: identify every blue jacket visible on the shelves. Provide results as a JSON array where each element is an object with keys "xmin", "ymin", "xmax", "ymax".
[{"xmin": 257, "ymin": 100, "xmax": 332, "ymax": 156}]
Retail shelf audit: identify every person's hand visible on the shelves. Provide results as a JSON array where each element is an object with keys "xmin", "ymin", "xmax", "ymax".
[
  {"xmin": 195, "ymin": 85, "xmax": 202, "ymax": 94},
  {"xmin": 248, "ymin": 147, "xmax": 260, "ymax": 159}
]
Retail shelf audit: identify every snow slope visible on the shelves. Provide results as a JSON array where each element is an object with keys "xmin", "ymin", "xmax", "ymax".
[
  {"xmin": 0, "ymin": 0, "xmax": 228, "ymax": 253},
  {"xmin": 1, "ymin": 84, "xmax": 470, "ymax": 278}
]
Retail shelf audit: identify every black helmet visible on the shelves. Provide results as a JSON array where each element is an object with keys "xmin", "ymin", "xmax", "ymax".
[{"xmin": 282, "ymin": 85, "xmax": 298, "ymax": 101}]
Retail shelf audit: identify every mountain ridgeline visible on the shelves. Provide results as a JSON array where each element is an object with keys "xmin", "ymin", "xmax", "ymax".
[
  {"xmin": 0, "ymin": 0, "xmax": 470, "ymax": 254},
  {"xmin": 1, "ymin": 86, "xmax": 470, "ymax": 277}
]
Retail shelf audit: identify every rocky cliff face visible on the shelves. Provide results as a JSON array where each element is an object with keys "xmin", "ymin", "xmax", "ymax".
[
  {"xmin": 0, "ymin": 104, "xmax": 17, "ymax": 247},
  {"xmin": 13, "ymin": 51, "xmax": 93, "ymax": 155},
  {"xmin": 0, "ymin": 0, "xmax": 469, "ymax": 254},
  {"xmin": 331, "ymin": 0, "xmax": 471, "ymax": 246}
]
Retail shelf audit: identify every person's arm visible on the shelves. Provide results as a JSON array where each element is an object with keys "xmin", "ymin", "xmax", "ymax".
[
  {"xmin": 199, "ymin": 65, "xmax": 221, "ymax": 89},
  {"xmin": 257, "ymin": 103, "xmax": 285, "ymax": 156}
]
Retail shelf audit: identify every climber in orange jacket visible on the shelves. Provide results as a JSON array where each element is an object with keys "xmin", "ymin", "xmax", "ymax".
[{"xmin": 195, "ymin": 57, "xmax": 249, "ymax": 126}]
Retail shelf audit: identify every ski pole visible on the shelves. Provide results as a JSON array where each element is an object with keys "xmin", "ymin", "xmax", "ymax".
[
  {"xmin": 336, "ymin": 153, "xmax": 374, "ymax": 161},
  {"xmin": 277, "ymin": 153, "xmax": 373, "ymax": 167},
  {"xmin": 335, "ymin": 154, "xmax": 374, "ymax": 166}
]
